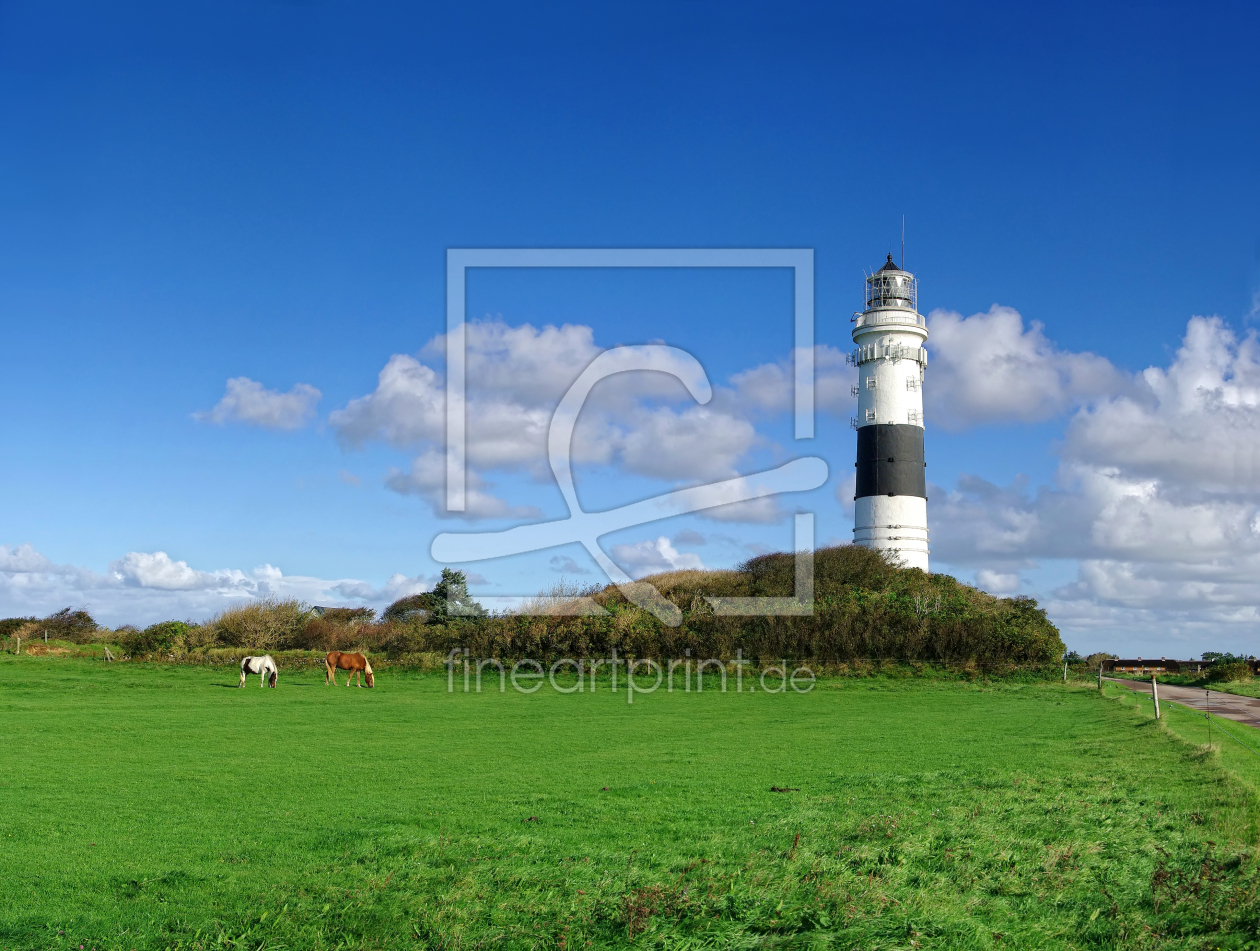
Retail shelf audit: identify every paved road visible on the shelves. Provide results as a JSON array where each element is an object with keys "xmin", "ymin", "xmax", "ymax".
[{"xmin": 1106, "ymin": 677, "xmax": 1260, "ymax": 729}]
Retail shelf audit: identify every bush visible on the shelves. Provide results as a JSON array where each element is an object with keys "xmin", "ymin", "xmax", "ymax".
[
  {"xmin": 0, "ymin": 617, "xmax": 36, "ymax": 639},
  {"xmin": 40, "ymin": 607, "xmax": 98, "ymax": 643},
  {"xmin": 120, "ymin": 620, "xmax": 195, "ymax": 655},
  {"xmin": 316, "ymin": 607, "xmax": 376, "ymax": 624},
  {"xmin": 382, "ymin": 594, "xmax": 435, "ymax": 624},
  {"xmin": 1207, "ymin": 660, "xmax": 1252, "ymax": 683},
  {"xmin": 208, "ymin": 598, "xmax": 310, "ymax": 652}
]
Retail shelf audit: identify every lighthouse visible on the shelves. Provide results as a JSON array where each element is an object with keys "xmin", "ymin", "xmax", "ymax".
[{"xmin": 851, "ymin": 254, "xmax": 929, "ymax": 571}]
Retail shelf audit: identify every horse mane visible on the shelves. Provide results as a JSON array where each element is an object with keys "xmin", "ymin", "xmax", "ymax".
[{"xmin": 364, "ymin": 658, "xmax": 373, "ymax": 674}]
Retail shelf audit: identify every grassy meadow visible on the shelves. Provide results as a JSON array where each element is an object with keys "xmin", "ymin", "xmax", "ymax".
[{"xmin": 4, "ymin": 656, "xmax": 1260, "ymax": 950}]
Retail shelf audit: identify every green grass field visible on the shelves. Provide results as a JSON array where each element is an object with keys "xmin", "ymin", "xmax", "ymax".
[{"xmin": 3, "ymin": 656, "xmax": 1260, "ymax": 950}]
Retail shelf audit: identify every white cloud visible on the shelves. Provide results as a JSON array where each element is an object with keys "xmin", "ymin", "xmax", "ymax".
[
  {"xmin": 727, "ymin": 345, "xmax": 854, "ymax": 416},
  {"xmin": 608, "ymin": 536, "xmax": 706, "ymax": 579},
  {"xmin": 976, "ymin": 569, "xmax": 1021, "ymax": 595},
  {"xmin": 0, "ymin": 544, "xmax": 54, "ymax": 573},
  {"xmin": 196, "ymin": 377, "xmax": 321, "ymax": 430},
  {"xmin": 931, "ymin": 315, "xmax": 1260, "ymax": 652},
  {"xmin": 0, "ymin": 544, "xmax": 440, "ymax": 627},
  {"xmin": 109, "ymin": 551, "xmax": 251, "ymax": 591},
  {"xmin": 331, "ymin": 572, "xmax": 431, "ymax": 603},
  {"xmin": 384, "ymin": 449, "xmax": 543, "ymax": 521},
  {"xmin": 330, "ymin": 319, "xmax": 804, "ymax": 523},
  {"xmin": 616, "ymin": 406, "xmax": 757, "ymax": 481},
  {"xmin": 926, "ymin": 306, "xmax": 1124, "ymax": 430},
  {"xmin": 1065, "ymin": 316, "xmax": 1260, "ymax": 490}
]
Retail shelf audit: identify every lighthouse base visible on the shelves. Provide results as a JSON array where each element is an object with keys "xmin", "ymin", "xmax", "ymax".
[{"xmin": 853, "ymin": 496, "xmax": 929, "ymax": 572}]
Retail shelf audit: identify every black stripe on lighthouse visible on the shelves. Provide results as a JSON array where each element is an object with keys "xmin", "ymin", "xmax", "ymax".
[{"xmin": 855, "ymin": 424, "xmax": 926, "ymax": 499}]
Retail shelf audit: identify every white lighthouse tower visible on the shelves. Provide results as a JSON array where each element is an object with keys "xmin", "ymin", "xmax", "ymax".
[{"xmin": 851, "ymin": 254, "xmax": 929, "ymax": 571}]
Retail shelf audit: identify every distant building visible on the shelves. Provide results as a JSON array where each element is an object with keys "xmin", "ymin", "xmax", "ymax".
[{"xmin": 1103, "ymin": 657, "xmax": 1215, "ymax": 674}]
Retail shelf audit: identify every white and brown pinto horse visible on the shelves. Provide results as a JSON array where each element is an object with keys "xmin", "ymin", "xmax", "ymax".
[
  {"xmin": 325, "ymin": 651, "xmax": 374, "ymax": 688},
  {"xmin": 239, "ymin": 655, "xmax": 278, "ymax": 688}
]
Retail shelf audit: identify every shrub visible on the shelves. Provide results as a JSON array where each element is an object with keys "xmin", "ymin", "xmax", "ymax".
[
  {"xmin": 120, "ymin": 620, "xmax": 195, "ymax": 655},
  {"xmin": 208, "ymin": 598, "xmax": 310, "ymax": 652},
  {"xmin": 1207, "ymin": 660, "xmax": 1252, "ymax": 683},
  {"xmin": 0, "ymin": 617, "xmax": 36, "ymax": 639},
  {"xmin": 382, "ymin": 594, "xmax": 435, "ymax": 624},
  {"xmin": 39, "ymin": 607, "xmax": 98, "ymax": 643},
  {"xmin": 315, "ymin": 607, "xmax": 376, "ymax": 624}
]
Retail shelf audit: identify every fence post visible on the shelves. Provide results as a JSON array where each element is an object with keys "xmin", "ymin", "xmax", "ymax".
[
  {"xmin": 1152, "ymin": 674, "xmax": 1160, "ymax": 720},
  {"xmin": 1063, "ymin": 660, "xmax": 1068, "ymax": 683},
  {"xmin": 1098, "ymin": 665, "xmax": 1103, "ymax": 690}
]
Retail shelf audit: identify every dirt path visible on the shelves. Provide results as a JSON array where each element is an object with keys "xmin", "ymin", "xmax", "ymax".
[{"xmin": 1107, "ymin": 677, "xmax": 1260, "ymax": 730}]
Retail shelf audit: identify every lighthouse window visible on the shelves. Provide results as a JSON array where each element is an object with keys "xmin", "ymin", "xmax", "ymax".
[
  {"xmin": 866, "ymin": 377, "xmax": 877, "ymax": 389},
  {"xmin": 865, "ymin": 409, "xmax": 876, "ymax": 422},
  {"xmin": 906, "ymin": 377, "xmax": 920, "ymax": 391}
]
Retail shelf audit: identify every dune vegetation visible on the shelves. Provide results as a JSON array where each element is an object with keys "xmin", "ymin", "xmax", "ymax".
[{"xmin": 2, "ymin": 546, "xmax": 1065, "ymax": 674}]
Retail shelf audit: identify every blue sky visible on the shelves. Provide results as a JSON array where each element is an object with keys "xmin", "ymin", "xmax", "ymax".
[{"xmin": 2, "ymin": 1, "xmax": 1259, "ymax": 655}]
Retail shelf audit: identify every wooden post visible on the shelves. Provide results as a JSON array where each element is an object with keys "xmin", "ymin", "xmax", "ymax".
[
  {"xmin": 1063, "ymin": 660, "xmax": 1068, "ymax": 683},
  {"xmin": 1152, "ymin": 674, "xmax": 1160, "ymax": 720},
  {"xmin": 1098, "ymin": 664, "xmax": 1103, "ymax": 689},
  {"xmin": 13, "ymin": 636, "xmax": 19, "ymax": 656}
]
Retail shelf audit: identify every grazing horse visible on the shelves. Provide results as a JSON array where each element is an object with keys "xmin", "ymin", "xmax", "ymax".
[
  {"xmin": 325, "ymin": 651, "xmax": 374, "ymax": 688},
  {"xmin": 239, "ymin": 655, "xmax": 278, "ymax": 688}
]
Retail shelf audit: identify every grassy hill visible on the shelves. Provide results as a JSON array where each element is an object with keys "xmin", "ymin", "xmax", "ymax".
[{"xmin": 433, "ymin": 545, "xmax": 1064, "ymax": 668}]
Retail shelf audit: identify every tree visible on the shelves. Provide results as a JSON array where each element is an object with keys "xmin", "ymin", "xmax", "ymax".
[
  {"xmin": 430, "ymin": 568, "xmax": 487, "ymax": 621},
  {"xmin": 383, "ymin": 569, "xmax": 486, "ymax": 624}
]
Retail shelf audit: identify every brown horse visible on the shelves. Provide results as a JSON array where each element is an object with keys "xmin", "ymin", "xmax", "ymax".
[{"xmin": 325, "ymin": 651, "xmax": 374, "ymax": 688}]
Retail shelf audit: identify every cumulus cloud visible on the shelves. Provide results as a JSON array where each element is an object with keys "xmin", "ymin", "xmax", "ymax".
[
  {"xmin": 0, "ymin": 543, "xmax": 443, "ymax": 627},
  {"xmin": 1065, "ymin": 316, "xmax": 1260, "ymax": 490},
  {"xmin": 0, "ymin": 543, "xmax": 55, "ymax": 573},
  {"xmin": 926, "ymin": 306, "xmax": 1125, "ymax": 429},
  {"xmin": 331, "ymin": 319, "xmax": 812, "ymax": 523},
  {"xmin": 384, "ymin": 450, "xmax": 543, "ymax": 521},
  {"xmin": 931, "ymin": 315, "xmax": 1260, "ymax": 651},
  {"xmin": 109, "ymin": 551, "xmax": 251, "ymax": 591},
  {"xmin": 608, "ymin": 536, "xmax": 705, "ymax": 579},
  {"xmin": 727, "ymin": 345, "xmax": 854, "ymax": 416},
  {"xmin": 976, "ymin": 569, "xmax": 1021, "ymax": 595},
  {"xmin": 196, "ymin": 377, "xmax": 322, "ymax": 430}
]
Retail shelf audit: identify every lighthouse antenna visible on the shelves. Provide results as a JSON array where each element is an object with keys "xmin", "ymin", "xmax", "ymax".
[{"xmin": 901, "ymin": 215, "xmax": 905, "ymax": 269}]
